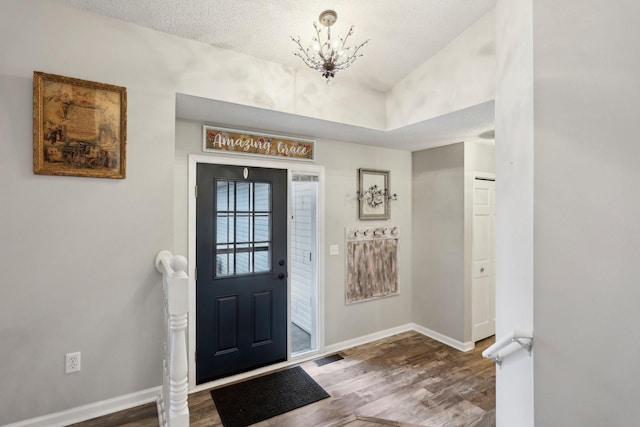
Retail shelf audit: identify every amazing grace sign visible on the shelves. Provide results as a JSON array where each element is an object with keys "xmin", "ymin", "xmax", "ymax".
[{"xmin": 203, "ymin": 126, "xmax": 315, "ymax": 161}]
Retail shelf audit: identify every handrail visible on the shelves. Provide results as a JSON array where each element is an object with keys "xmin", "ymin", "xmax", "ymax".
[
  {"xmin": 155, "ymin": 250, "xmax": 189, "ymax": 427},
  {"xmin": 482, "ymin": 329, "xmax": 533, "ymax": 368}
]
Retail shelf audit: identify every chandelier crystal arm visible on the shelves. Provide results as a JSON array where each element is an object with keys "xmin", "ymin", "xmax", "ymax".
[
  {"xmin": 312, "ymin": 22, "xmax": 327, "ymax": 61},
  {"xmin": 334, "ymin": 39, "xmax": 369, "ymax": 71},
  {"xmin": 291, "ymin": 36, "xmax": 326, "ymax": 69},
  {"xmin": 340, "ymin": 26, "xmax": 354, "ymax": 52}
]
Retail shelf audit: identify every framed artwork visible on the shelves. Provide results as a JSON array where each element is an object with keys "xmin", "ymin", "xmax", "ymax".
[
  {"xmin": 358, "ymin": 168, "xmax": 392, "ymax": 220},
  {"xmin": 33, "ymin": 71, "xmax": 127, "ymax": 179}
]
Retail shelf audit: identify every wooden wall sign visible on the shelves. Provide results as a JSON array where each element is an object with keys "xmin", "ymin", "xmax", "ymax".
[
  {"xmin": 345, "ymin": 226, "xmax": 400, "ymax": 304},
  {"xmin": 203, "ymin": 126, "xmax": 315, "ymax": 161}
]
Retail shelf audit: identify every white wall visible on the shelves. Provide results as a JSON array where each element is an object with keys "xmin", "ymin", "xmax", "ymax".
[
  {"xmin": 387, "ymin": 9, "xmax": 496, "ymax": 130},
  {"xmin": 494, "ymin": 1, "xmax": 535, "ymax": 425},
  {"xmin": 533, "ymin": 1, "xmax": 640, "ymax": 425}
]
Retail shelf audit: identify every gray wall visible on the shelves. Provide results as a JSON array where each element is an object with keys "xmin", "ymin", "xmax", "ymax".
[
  {"xmin": 174, "ymin": 119, "xmax": 414, "ymax": 347},
  {"xmin": 316, "ymin": 139, "xmax": 413, "ymax": 345},
  {"xmin": 412, "ymin": 142, "xmax": 495, "ymax": 345},
  {"xmin": 0, "ymin": 0, "xmax": 491, "ymax": 424},
  {"xmin": 0, "ymin": 1, "xmax": 401, "ymax": 424},
  {"xmin": 533, "ymin": 1, "xmax": 640, "ymax": 425},
  {"xmin": 0, "ymin": 14, "xmax": 176, "ymax": 427},
  {"xmin": 412, "ymin": 143, "xmax": 465, "ymax": 342}
]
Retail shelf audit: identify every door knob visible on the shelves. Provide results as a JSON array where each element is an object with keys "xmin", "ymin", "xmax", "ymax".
[
  {"xmin": 276, "ymin": 272, "xmax": 288, "ymax": 280},
  {"xmin": 480, "ymin": 267, "xmax": 485, "ymax": 273}
]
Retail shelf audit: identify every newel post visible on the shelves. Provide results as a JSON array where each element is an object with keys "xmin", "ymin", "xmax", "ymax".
[{"xmin": 155, "ymin": 250, "xmax": 189, "ymax": 427}]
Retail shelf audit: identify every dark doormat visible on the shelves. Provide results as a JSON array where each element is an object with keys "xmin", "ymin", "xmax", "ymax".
[{"xmin": 210, "ymin": 366, "xmax": 330, "ymax": 427}]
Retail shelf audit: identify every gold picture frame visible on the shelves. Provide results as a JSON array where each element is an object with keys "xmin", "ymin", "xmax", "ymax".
[{"xmin": 33, "ymin": 71, "xmax": 127, "ymax": 179}]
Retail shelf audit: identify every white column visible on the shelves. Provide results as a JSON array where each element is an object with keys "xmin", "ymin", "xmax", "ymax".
[{"xmin": 495, "ymin": 0, "xmax": 535, "ymax": 425}]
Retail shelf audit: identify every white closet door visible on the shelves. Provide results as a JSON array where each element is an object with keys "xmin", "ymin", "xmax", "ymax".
[{"xmin": 472, "ymin": 178, "xmax": 496, "ymax": 342}]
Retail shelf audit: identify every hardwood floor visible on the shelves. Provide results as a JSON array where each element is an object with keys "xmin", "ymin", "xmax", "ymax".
[
  {"xmin": 71, "ymin": 331, "xmax": 495, "ymax": 427},
  {"xmin": 66, "ymin": 402, "xmax": 159, "ymax": 427}
]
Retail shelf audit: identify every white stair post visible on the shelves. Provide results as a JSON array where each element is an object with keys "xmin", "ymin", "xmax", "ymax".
[{"xmin": 155, "ymin": 250, "xmax": 189, "ymax": 427}]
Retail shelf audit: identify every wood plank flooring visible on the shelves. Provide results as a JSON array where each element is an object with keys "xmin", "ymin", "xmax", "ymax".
[
  {"xmin": 70, "ymin": 331, "xmax": 495, "ymax": 427},
  {"xmin": 66, "ymin": 402, "xmax": 159, "ymax": 427}
]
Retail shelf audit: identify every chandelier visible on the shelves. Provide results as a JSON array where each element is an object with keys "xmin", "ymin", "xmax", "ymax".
[{"xmin": 291, "ymin": 10, "xmax": 369, "ymax": 85}]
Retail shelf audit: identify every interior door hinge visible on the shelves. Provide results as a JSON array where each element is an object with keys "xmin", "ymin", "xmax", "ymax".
[
  {"xmin": 195, "ymin": 185, "xmax": 198, "ymax": 198},
  {"xmin": 195, "ymin": 350, "xmax": 197, "ymax": 363},
  {"xmin": 194, "ymin": 267, "xmax": 197, "ymax": 280}
]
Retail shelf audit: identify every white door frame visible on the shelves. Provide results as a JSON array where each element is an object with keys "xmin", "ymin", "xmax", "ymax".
[{"xmin": 187, "ymin": 154, "xmax": 326, "ymax": 391}]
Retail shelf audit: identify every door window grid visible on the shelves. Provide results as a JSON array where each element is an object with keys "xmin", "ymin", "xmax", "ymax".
[{"xmin": 215, "ymin": 180, "xmax": 272, "ymax": 277}]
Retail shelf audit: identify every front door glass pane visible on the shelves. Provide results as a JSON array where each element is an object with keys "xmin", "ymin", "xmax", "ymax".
[{"xmin": 215, "ymin": 179, "xmax": 272, "ymax": 277}]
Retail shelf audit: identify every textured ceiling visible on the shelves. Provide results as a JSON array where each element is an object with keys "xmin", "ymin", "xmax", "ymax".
[
  {"xmin": 49, "ymin": 0, "xmax": 496, "ymax": 150},
  {"xmin": 51, "ymin": 0, "xmax": 496, "ymax": 91}
]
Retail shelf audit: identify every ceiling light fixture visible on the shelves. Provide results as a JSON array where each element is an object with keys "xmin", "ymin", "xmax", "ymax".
[{"xmin": 291, "ymin": 10, "xmax": 369, "ymax": 85}]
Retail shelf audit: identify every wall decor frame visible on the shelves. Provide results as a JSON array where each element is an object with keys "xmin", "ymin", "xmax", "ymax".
[
  {"xmin": 358, "ymin": 168, "xmax": 391, "ymax": 220},
  {"xmin": 203, "ymin": 125, "xmax": 315, "ymax": 161},
  {"xmin": 33, "ymin": 71, "xmax": 127, "ymax": 179}
]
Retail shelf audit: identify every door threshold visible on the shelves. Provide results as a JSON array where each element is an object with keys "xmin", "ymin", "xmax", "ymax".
[
  {"xmin": 191, "ymin": 350, "xmax": 322, "ymax": 393},
  {"xmin": 290, "ymin": 348, "xmax": 320, "ymax": 361}
]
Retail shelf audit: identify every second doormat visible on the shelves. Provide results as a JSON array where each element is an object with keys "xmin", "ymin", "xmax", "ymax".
[{"xmin": 210, "ymin": 366, "xmax": 330, "ymax": 427}]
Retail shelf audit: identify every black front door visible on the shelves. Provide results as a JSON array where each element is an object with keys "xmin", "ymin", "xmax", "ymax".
[{"xmin": 196, "ymin": 163, "xmax": 288, "ymax": 384}]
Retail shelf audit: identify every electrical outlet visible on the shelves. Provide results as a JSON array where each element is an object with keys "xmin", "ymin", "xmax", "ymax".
[{"xmin": 65, "ymin": 352, "xmax": 81, "ymax": 374}]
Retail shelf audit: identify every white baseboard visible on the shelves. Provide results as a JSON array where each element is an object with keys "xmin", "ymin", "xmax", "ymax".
[
  {"xmin": 322, "ymin": 323, "xmax": 473, "ymax": 354},
  {"xmin": 411, "ymin": 323, "xmax": 475, "ymax": 352},
  {"xmin": 323, "ymin": 323, "xmax": 414, "ymax": 354},
  {"xmin": 4, "ymin": 386, "xmax": 161, "ymax": 427}
]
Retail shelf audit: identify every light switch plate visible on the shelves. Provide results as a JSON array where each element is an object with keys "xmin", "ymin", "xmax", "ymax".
[{"xmin": 329, "ymin": 244, "xmax": 339, "ymax": 256}]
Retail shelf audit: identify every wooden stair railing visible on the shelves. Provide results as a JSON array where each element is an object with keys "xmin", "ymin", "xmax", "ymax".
[{"xmin": 155, "ymin": 250, "xmax": 189, "ymax": 427}]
